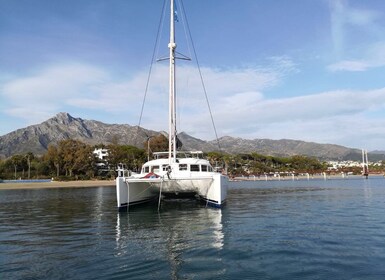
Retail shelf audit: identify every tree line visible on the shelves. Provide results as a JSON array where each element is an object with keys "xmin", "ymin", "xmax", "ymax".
[
  {"xmin": 0, "ymin": 136, "xmax": 378, "ymax": 180},
  {"xmin": 0, "ymin": 135, "xmax": 168, "ymax": 180},
  {"xmin": 206, "ymin": 151, "xmax": 327, "ymax": 177}
]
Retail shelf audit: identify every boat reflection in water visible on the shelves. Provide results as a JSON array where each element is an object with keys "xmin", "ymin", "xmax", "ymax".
[{"xmin": 115, "ymin": 200, "xmax": 225, "ymax": 278}]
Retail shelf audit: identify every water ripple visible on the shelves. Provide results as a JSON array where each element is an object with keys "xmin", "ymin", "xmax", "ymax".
[{"xmin": 2, "ymin": 179, "xmax": 385, "ymax": 279}]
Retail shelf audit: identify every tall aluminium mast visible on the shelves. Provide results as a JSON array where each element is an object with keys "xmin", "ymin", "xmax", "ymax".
[{"xmin": 168, "ymin": 0, "xmax": 177, "ymax": 164}]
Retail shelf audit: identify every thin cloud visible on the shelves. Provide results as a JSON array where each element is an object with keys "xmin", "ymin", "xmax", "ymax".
[
  {"xmin": 329, "ymin": 0, "xmax": 381, "ymax": 58},
  {"xmin": 184, "ymin": 87, "xmax": 385, "ymax": 146},
  {"xmin": 2, "ymin": 63, "xmax": 108, "ymax": 102},
  {"xmin": 328, "ymin": 41, "xmax": 385, "ymax": 72},
  {"xmin": 0, "ymin": 63, "xmax": 109, "ymax": 124},
  {"xmin": 248, "ymin": 115, "xmax": 385, "ymax": 150},
  {"xmin": 2, "ymin": 59, "xmax": 385, "ymax": 150},
  {"xmin": 328, "ymin": 0, "xmax": 384, "ymax": 72},
  {"xmin": 328, "ymin": 60, "xmax": 369, "ymax": 72},
  {"xmin": 0, "ymin": 60, "xmax": 290, "ymax": 128}
]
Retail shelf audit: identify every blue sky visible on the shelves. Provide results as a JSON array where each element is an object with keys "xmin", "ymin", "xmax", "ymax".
[{"xmin": 1, "ymin": 0, "xmax": 385, "ymax": 151}]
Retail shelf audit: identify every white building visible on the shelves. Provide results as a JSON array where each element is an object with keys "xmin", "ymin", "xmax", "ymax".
[
  {"xmin": 93, "ymin": 148, "xmax": 109, "ymax": 161},
  {"xmin": 327, "ymin": 160, "xmax": 382, "ymax": 171}
]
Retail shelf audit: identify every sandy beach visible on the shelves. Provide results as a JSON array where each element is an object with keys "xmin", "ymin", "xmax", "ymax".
[{"xmin": 0, "ymin": 180, "xmax": 115, "ymax": 190}]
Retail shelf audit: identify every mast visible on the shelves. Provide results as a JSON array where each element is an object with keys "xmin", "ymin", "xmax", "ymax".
[
  {"xmin": 362, "ymin": 149, "xmax": 369, "ymax": 178},
  {"xmin": 168, "ymin": 0, "xmax": 177, "ymax": 163}
]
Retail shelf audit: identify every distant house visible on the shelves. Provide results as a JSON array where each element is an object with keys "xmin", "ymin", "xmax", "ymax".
[
  {"xmin": 93, "ymin": 148, "xmax": 109, "ymax": 173},
  {"xmin": 93, "ymin": 148, "xmax": 108, "ymax": 161}
]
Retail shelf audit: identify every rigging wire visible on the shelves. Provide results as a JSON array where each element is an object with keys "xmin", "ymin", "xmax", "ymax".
[
  {"xmin": 133, "ymin": 0, "xmax": 166, "ymax": 154},
  {"xmin": 177, "ymin": 0, "xmax": 193, "ymax": 61},
  {"xmin": 178, "ymin": 0, "xmax": 223, "ymax": 152},
  {"xmin": 137, "ymin": 0, "xmax": 167, "ymax": 131},
  {"xmin": 136, "ymin": 0, "xmax": 223, "ymax": 154}
]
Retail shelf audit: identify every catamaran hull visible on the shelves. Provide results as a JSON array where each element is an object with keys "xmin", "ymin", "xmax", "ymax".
[
  {"xmin": 116, "ymin": 174, "xmax": 228, "ymax": 210},
  {"xmin": 116, "ymin": 177, "xmax": 158, "ymax": 210}
]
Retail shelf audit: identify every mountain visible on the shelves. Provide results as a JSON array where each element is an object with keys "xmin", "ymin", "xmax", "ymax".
[
  {"xmin": 0, "ymin": 112, "xmax": 383, "ymax": 161},
  {"xmin": 370, "ymin": 150, "xmax": 385, "ymax": 155},
  {"xmin": 0, "ymin": 112, "xmax": 159, "ymax": 158},
  {"xmin": 210, "ymin": 136, "xmax": 360, "ymax": 160}
]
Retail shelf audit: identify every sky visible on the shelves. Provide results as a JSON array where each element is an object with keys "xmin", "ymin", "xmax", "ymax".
[{"xmin": 1, "ymin": 0, "xmax": 385, "ymax": 151}]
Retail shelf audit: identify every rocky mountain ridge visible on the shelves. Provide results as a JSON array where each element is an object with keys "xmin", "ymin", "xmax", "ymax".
[
  {"xmin": 0, "ymin": 112, "xmax": 379, "ymax": 161},
  {"xmin": 0, "ymin": 113, "xmax": 158, "ymax": 157}
]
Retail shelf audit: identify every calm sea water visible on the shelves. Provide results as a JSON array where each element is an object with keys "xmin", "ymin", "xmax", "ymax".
[{"xmin": 1, "ymin": 177, "xmax": 385, "ymax": 279}]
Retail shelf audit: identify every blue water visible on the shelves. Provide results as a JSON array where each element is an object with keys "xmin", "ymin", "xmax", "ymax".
[
  {"xmin": 1, "ymin": 177, "xmax": 385, "ymax": 279},
  {"xmin": 0, "ymin": 179, "xmax": 52, "ymax": 183}
]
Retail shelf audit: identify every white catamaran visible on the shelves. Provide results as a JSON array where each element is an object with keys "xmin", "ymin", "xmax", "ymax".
[{"xmin": 116, "ymin": 0, "xmax": 228, "ymax": 211}]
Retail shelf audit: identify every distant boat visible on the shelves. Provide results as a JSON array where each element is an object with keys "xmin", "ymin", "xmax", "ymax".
[{"xmin": 115, "ymin": 0, "xmax": 228, "ymax": 211}]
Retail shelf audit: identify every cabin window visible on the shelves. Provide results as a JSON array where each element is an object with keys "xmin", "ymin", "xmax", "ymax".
[
  {"xmin": 152, "ymin": 165, "xmax": 160, "ymax": 173},
  {"xmin": 144, "ymin": 166, "xmax": 149, "ymax": 173},
  {"xmin": 201, "ymin": 165, "xmax": 208, "ymax": 172},
  {"xmin": 179, "ymin": 164, "xmax": 187, "ymax": 171},
  {"xmin": 208, "ymin": 166, "xmax": 213, "ymax": 172},
  {"xmin": 190, "ymin": 164, "xmax": 200, "ymax": 172},
  {"xmin": 162, "ymin": 165, "xmax": 167, "ymax": 171}
]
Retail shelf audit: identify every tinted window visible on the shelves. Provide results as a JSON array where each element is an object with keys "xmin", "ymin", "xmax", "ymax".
[
  {"xmin": 190, "ymin": 164, "xmax": 200, "ymax": 172},
  {"xmin": 179, "ymin": 164, "xmax": 187, "ymax": 171},
  {"xmin": 201, "ymin": 165, "xmax": 207, "ymax": 172}
]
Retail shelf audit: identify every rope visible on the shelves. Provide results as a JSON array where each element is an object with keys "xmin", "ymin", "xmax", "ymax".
[
  {"xmin": 158, "ymin": 177, "xmax": 164, "ymax": 212},
  {"xmin": 176, "ymin": 0, "xmax": 192, "ymax": 60},
  {"xmin": 205, "ymin": 178, "xmax": 214, "ymax": 208},
  {"xmin": 158, "ymin": 166, "xmax": 173, "ymax": 211}
]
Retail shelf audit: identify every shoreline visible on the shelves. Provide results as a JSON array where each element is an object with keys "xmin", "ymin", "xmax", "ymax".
[
  {"xmin": 2, "ymin": 174, "xmax": 383, "ymax": 190},
  {"xmin": 0, "ymin": 180, "xmax": 115, "ymax": 190},
  {"xmin": 231, "ymin": 174, "xmax": 384, "ymax": 181}
]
